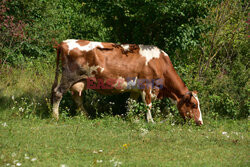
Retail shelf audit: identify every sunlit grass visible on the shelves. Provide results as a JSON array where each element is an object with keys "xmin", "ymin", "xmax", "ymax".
[{"xmin": 0, "ymin": 114, "xmax": 249, "ymax": 167}]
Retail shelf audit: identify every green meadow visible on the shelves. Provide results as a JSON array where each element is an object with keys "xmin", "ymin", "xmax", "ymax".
[{"xmin": 0, "ymin": 111, "xmax": 249, "ymax": 167}]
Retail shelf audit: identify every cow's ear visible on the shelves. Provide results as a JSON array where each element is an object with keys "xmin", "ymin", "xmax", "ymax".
[{"xmin": 183, "ymin": 92, "xmax": 192, "ymax": 102}]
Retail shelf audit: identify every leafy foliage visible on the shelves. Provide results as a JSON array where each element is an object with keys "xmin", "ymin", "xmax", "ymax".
[
  {"xmin": 83, "ymin": 0, "xmax": 214, "ymax": 54},
  {"xmin": 0, "ymin": 0, "xmax": 249, "ymax": 119}
]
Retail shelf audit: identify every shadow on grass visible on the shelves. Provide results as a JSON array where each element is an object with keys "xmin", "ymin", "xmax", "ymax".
[
  {"xmin": 0, "ymin": 88, "xmax": 11, "ymax": 111},
  {"xmin": 0, "ymin": 86, "xmax": 181, "ymax": 122},
  {"xmin": 0, "ymin": 88, "xmax": 51, "ymax": 119}
]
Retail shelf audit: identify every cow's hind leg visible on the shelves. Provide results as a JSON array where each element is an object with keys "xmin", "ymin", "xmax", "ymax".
[
  {"xmin": 141, "ymin": 89, "xmax": 154, "ymax": 123},
  {"xmin": 52, "ymin": 74, "xmax": 72, "ymax": 120},
  {"xmin": 52, "ymin": 90, "xmax": 63, "ymax": 120},
  {"xmin": 71, "ymin": 82, "xmax": 88, "ymax": 117},
  {"xmin": 52, "ymin": 85, "xmax": 68, "ymax": 121}
]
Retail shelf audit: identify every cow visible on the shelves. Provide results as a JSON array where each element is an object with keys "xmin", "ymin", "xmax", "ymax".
[{"xmin": 51, "ymin": 39, "xmax": 203, "ymax": 125}]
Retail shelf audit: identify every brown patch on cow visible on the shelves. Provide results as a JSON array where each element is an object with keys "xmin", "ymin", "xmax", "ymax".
[
  {"xmin": 113, "ymin": 44, "xmax": 140, "ymax": 55},
  {"xmin": 145, "ymin": 89, "xmax": 152, "ymax": 105},
  {"xmin": 127, "ymin": 44, "xmax": 139, "ymax": 53},
  {"xmin": 61, "ymin": 41, "xmax": 69, "ymax": 54},
  {"xmin": 76, "ymin": 40, "xmax": 90, "ymax": 46},
  {"xmin": 101, "ymin": 42, "xmax": 115, "ymax": 48}
]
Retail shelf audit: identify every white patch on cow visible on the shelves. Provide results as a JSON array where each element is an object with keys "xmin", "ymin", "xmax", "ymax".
[
  {"xmin": 141, "ymin": 91, "xmax": 146, "ymax": 103},
  {"xmin": 121, "ymin": 44, "xmax": 130, "ymax": 51},
  {"xmin": 141, "ymin": 91, "xmax": 154, "ymax": 123},
  {"xmin": 82, "ymin": 63, "xmax": 104, "ymax": 77},
  {"xmin": 149, "ymin": 89, "xmax": 157, "ymax": 101},
  {"xmin": 99, "ymin": 67, "xmax": 105, "ymax": 73},
  {"xmin": 139, "ymin": 45, "xmax": 161, "ymax": 65},
  {"xmin": 64, "ymin": 39, "xmax": 104, "ymax": 54},
  {"xmin": 193, "ymin": 94, "xmax": 203, "ymax": 124},
  {"xmin": 148, "ymin": 103, "xmax": 152, "ymax": 108},
  {"xmin": 146, "ymin": 102, "xmax": 153, "ymax": 123},
  {"xmin": 162, "ymin": 51, "xmax": 169, "ymax": 56}
]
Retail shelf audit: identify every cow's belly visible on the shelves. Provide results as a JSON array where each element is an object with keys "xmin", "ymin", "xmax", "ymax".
[{"xmin": 70, "ymin": 77, "xmax": 140, "ymax": 96}]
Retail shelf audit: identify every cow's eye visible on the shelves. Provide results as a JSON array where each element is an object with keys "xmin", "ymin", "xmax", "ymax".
[{"xmin": 192, "ymin": 104, "xmax": 197, "ymax": 108}]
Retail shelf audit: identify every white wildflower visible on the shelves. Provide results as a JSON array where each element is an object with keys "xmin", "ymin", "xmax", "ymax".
[
  {"xmin": 11, "ymin": 153, "xmax": 16, "ymax": 157},
  {"xmin": 93, "ymin": 151, "xmax": 98, "ymax": 154},
  {"xmin": 140, "ymin": 128, "xmax": 148, "ymax": 136},
  {"xmin": 6, "ymin": 163, "xmax": 10, "ymax": 166},
  {"xmin": 232, "ymin": 132, "xmax": 239, "ymax": 135},
  {"xmin": 114, "ymin": 161, "xmax": 122, "ymax": 167},
  {"xmin": 2, "ymin": 122, "xmax": 7, "ymax": 127},
  {"xmin": 110, "ymin": 158, "xmax": 115, "ymax": 162},
  {"xmin": 31, "ymin": 158, "xmax": 37, "ymax": 162},
  {"xmin": 18, "ymin": 107, "xmax": 24, "ymax": 112},
  {"xmin": 97, "ymin": 160, "xmax": 103, "ymax": 163},
  {"xmin": 98, "ymin": 150, "xmax": 103, "ymax": 153},
  {"xmin": 60, "ymin": 164, "xmax": 68, "ymax": 167},
  {"xmin": 222, "ymin": 132, "xmax": 229, "ymax": 138},
  {"xmin": 16, "ymin": 162, "xmax": 21, "ymax": 166},
  {"xmin": 12, "ymin": 95, "xmax": 15, "ymax": 101}
]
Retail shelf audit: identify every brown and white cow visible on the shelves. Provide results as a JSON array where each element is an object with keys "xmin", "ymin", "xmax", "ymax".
[{"xmin": 51, "ymin": 39, "xmax": 203, "ymax": 125}]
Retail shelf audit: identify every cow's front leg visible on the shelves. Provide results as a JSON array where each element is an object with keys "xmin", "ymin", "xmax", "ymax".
[{"xmin": 141, "ymin": 89, "xmax": 154, "ymax": 123}]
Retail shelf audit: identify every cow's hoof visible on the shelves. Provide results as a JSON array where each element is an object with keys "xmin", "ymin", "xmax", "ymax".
[
  {"xmin": 147, "ymin": 119, "xmax": 155, "ymax": 124},
  {"xmin": 52, "ymin": 113, "xmax": 59, "ymax": 121}
]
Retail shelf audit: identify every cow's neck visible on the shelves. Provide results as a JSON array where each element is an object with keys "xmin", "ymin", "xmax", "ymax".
[
  {"xmin": 167, "ymin": 84, "xmax": 189, "ymax": 103},
  {"xmin": 163, "ymin": 63, "xmax": 189, "ymax": 102}
]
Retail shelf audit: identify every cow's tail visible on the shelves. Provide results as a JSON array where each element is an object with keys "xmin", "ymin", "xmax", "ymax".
[{"xmin": 51, "ymin": 44, "xmax": 61, "ymax": 105}]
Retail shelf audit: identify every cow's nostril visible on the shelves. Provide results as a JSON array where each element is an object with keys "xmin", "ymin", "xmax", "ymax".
[{"xmin": 196, "ymin": 120, "xmax": 203, "ymax": 126}]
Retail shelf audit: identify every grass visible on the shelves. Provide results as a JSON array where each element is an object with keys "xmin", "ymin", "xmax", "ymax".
[
  {"xmin": 0, "ymin": 113, "xmax": 249, "ymax": 167},
  {"xmin": 0, "ymin": 63, "xmax": 249, "ymax": 167}
]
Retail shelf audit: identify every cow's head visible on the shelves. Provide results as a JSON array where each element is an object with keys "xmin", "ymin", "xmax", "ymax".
[{"xmin": 177, "ymin": 91, "xmax": 203, "ymax": 126}]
